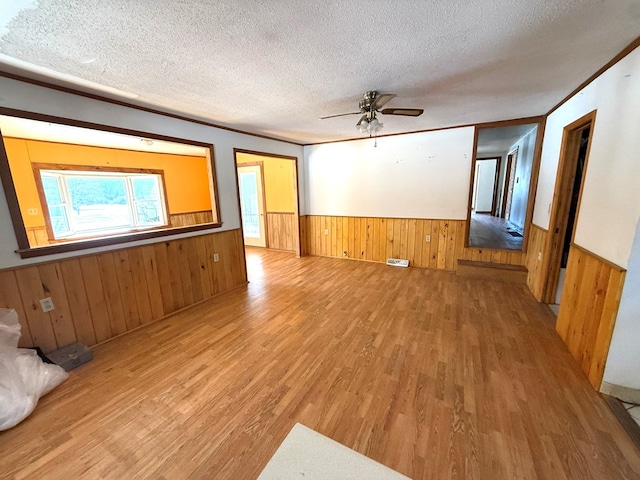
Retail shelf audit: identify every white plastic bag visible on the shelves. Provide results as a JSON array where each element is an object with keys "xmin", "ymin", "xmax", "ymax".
[
  {"xmin": 0, "ymin": 308, "xmax": 21, "ymax": 349},
  {"xmin": 0, "ymin": 308, "xmax": 68, "ymax": 431}
]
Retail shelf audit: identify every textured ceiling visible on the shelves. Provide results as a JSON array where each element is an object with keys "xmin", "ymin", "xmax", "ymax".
[
  {"xmin": 1, "ymin": 0, "xmax": 639, "ymax": 144},
  {"xmin": 476, "ymin": 124, "xmax": 537, "ymax": 155}
]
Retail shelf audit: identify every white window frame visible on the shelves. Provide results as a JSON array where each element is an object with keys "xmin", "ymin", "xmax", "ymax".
[{"xmin": 36, "ymin": 166, "xmax": 169, "ymax": 241}]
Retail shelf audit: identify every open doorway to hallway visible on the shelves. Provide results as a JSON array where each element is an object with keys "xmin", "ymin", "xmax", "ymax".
[
  {"xmin": 468, "ymin": 121, "xmax": 541, "ymax": 252},
  {"xmin": 234, "ymin": 149, "xmax": 301, "ymax": 257}
]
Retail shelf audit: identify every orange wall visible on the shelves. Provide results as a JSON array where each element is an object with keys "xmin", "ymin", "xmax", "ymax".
[
  {"xmin": 4, "ymin": 138, "xmax": 212, "ymax": 228},
  {"xmin": 236, "ymin": 153, "xmax": 296, "ymax": 212}
]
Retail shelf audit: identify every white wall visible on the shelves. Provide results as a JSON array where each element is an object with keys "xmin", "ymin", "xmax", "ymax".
[
  {"xmin": 530, "ymin": 45, "xmax": 640, "ymax": 393},
  {"xmin": 508, "ymin": 127, "xmax": 537, "ymax": 231},
  {"xmin": 532, "ymin": 46, "xmax": 640, "ymax": 268},
  {"xmin": 0, "ymin": 77, "xmax": 304, "ymax": 268},
  {"xmin": 304, "ymin": 127, "xmax": 474, "ymax": 219},
  {"xmin": 603, "ymin": 219, "xmax": 640, "ymax": 390}
]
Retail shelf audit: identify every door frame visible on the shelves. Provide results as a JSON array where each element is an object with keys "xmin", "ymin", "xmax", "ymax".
[
  {"xmin": 465, "ymin": 116, "xmax": 546, "ymax": 250},
  {"xmin": 500, "ymin": 153, "xmax": 513, "ymax": 218},
  {"xmin": 541, "ymin": 110, "xmax": 596, "ymax": 303},
  {"xmin": 237, "ymin": 162, "xmax": 268, "ymax": 247},
  {"xmin": 501, "ymin": 147, "xmax": 519, "ymax": 220},
  {"xmin": 233, "ymin": 149, "xmax": 302, "ymax": 257}
]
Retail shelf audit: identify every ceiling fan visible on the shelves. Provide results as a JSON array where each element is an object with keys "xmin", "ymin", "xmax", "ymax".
[{"xmin": 321, "ymin": 91, "xmax": 424, "ymax": 136}]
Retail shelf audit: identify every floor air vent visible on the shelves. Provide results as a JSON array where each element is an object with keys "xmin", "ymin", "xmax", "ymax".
[{"xmin": 386, "ymin": 258, "xmax": 409, "ymax": 267}]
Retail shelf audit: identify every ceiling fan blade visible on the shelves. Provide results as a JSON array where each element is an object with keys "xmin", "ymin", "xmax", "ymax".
[
  {"xmin": 380, "ymin": 108, "xmax": 424, "ymax": 117},
  {"xmin": 356, "ymin": 115, "xmax": 367, "ymax": 127},
  {"xmin": 372, "ymin": 93, "xmax": 396, "ymax": 110},
  {"xmin": 320, "ymin": 112, "xmax": 361, "ymax": 120}
]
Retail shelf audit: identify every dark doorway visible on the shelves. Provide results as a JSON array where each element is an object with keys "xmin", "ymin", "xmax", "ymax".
[{"xmin": 561, "ymin": 126, "xmax": 590, "ymax": 269}]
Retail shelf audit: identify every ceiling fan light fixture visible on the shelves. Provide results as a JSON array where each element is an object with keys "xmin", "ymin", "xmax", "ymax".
[
  {"xmin": 358, "ymin": 116, "xmax": 383, "ymax": 136},
  {"xmin": 326, "ymin": 91, "xmax": 418, "ymax": 141}
]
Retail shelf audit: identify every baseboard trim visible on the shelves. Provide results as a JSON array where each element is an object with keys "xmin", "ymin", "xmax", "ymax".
[
  {"xmin": 602, "ymin": 393, "xmax": 640, "ymax": 451},
  {"xmin": 601, "ymin": 382, "xmax": 640, "ymax": 404}
]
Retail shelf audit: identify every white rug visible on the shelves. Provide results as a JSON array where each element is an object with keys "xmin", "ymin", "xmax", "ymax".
[{"xmin": 257, "ymin": 423, "xmax": 411, "ymax": 480}]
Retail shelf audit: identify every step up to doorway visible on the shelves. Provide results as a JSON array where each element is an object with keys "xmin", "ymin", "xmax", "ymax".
[{"xmin": 456, "ymin": 259, "xmax": 527, "ymax": 284}]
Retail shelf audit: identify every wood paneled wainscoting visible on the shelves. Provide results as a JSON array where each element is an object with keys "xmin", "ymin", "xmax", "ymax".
[
  {"xmin": 169, "ymin": 210, "xmax": 214, "ymax": 227},
  {"xmin": 302, "ymin": 215, "xmax": 524, "ymax": 270},
  {"xmin": 299, "ymin": 215, "xmax": 309, "ymax": 256},
  {"xmin": 524, "ymin": 223, "xmax": 549, "ymax": 301},
  {"xmin": 556, "ymin": 244, "xmax": 626, "ymax": 389},
  {"xmin": 266, "ymin": 212, "xmax": 296, "ymax": 252},
  {"xmin": 26, "ymin": 226, "xmax": 50, "ymax": 247},
  {"xmin": 0, "ymin": 228, "xmax": 247, "ymax": 353}
]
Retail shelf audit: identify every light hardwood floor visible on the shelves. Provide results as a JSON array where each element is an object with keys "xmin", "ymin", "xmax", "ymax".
[
  {"xmin": 469, "ymin": 212, "xmax": 523, "ymax": 250},
  {"xmin": 1, "ymin": 248, "xmax": 639, "ymax": 479}
]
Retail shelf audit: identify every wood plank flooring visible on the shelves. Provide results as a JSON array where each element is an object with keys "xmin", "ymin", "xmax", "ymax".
[
  {"xmin": 469, "ymin": 212, "xmax": 523, "ymax": 250},
  {"xmin": 1, "ymin": 248, "xmax": 638, "ymax": 479}
]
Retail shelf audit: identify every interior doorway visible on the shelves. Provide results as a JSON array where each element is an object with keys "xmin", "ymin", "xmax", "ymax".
[
  {"xmin": 544, "ymin": 111, "xmax": 595, "ymax": 306},
  {"xmin": 234, "ymin": 149, "xmax": 301, "ymax": 256},
  {"xmin": 472, "ymin": 157, "xmax": 499, "ymax": 214},
  {"xmin": 238, "ymin": 164, "xmax": 266, "ymax": 247},
  {"xmin": 467, "ymin": 120, "xmax": 542, "ymax": 251}
]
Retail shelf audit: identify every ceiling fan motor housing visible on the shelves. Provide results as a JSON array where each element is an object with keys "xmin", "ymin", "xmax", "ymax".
[{"xmin": 359, "ymin": 91, "xmax": 378, "ymax": 112}]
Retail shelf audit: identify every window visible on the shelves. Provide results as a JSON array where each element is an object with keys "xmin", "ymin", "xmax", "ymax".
[
  {"xmin": 0, "ymin": 111, "xmax": 222, "ymax": 258},
  {"xmin": 36, "ymin": 166, "xmax": 168, "ymax": 241}
]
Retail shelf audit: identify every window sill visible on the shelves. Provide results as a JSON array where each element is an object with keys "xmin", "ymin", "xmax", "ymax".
[{"xmin": 16, "ymin": 222, "xmax": 222, "ymax": 259}]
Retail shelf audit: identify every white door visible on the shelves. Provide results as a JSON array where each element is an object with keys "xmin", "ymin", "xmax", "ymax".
[
  {"xmin": 474, "ymin": 159, "xmax": 497, "ymax": 213},
  {"xmin": 238, "ymin": 165, "xmax": 266, "ymax": 247}
]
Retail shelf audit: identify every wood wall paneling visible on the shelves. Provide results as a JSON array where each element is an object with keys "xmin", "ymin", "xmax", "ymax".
[
  {"xmin": 525, "ymin": 224, "xmax": 549, "ymax": 301},
  {"xmin": 266, "ymin": 212, "xmax": 296, "ymax": 252},
  {"xmin": 299, "ymin": 215, "xmax": 309, "ymax": 256},
  {"xmin": 169, "ymin": 210, "xmax": 214, "ymax": 228},
  {"xmin": 0, "ymin": 270, "xmax": 34, "ymax": 348},
  {"xmin": 0, "ymin": 229, "xmax": 247, "ymax": 353},
  {"xmin": 302, "ymin": 215, "xmax": 524, "ymax": 270},
  {"xmin": 556, "ymin": 245, "xmax": 626, "ymax": 389},
  {"xmin": 26, "ymin": 226, "xmax": 50, "ymax": 247}
]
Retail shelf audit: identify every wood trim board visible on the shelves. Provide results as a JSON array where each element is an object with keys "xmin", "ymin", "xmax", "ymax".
[{"xmin": 546, "ymin": 36, "xmax": 640, "ymax": 116}]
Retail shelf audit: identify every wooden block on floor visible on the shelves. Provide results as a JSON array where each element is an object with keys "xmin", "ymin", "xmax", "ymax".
[{"xmin": 456, "ymin": 259, "xmax": 528, "ymax": 284}]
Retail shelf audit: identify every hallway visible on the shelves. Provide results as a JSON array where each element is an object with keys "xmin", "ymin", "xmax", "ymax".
[{"xmin": 469, "ymin": 212, "xmax": 523, "ymax": 250}]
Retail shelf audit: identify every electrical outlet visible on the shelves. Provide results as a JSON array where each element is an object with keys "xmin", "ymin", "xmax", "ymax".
[
  {"xmin": 28, "ymin": 208, "xmax": 38, "ymax": 216},
  {"xmin": 213, "ymin": 253, "xmax": 220, "ymax": 262},
  {"xmin": 343, "ymin": 251, "xmax": 347, "ymax": 257},
  {"xmin": 537, "ymin": 252, "xmax": 542, "ymax": 261},
  {"xmin": 39, "ymin": 297, "xmax": 55, "ymax": 313},
  {"xmin": 425, "ymin": 235, "xmax": 431, "ymax": 242},
  {"xmin": 325, "ymin": 229, "xmax": 329, "ymax": 235}
]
